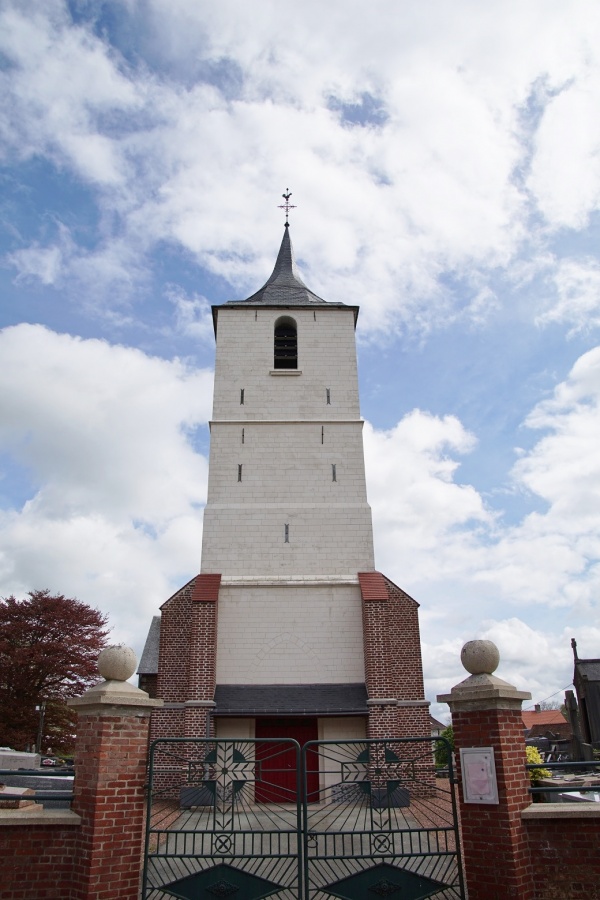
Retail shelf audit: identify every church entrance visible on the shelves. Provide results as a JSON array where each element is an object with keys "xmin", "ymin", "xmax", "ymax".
[{"xmin": 255, "ymin": 716, "xmax": 319, "ymax": 802}]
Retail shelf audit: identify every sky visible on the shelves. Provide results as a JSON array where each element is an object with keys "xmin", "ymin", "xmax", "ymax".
[{"xmin": 1, "ymin": 0, "xmax": 600, "ymax": 721}]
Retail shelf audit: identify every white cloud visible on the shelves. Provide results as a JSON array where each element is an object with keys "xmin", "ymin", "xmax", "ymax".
[
  {"xmin": 364, "ymin": 411, "xmax": 490, "ymax": 575},
  {"xmin": 361, "ymin": 348, "xmax": 600, "ymax": 707},
  {"xmin": 0, "ymin": 324, "xmax": 213, "ymax": 651},
  {"xmin": 528, "ymin": 78, "xmax": 600, "ymax": 230},
  {"xmin": 3, "ymin": 1, "xmax": 600, "ymax": 335},
  {"xmin": 7, "ymin": 226, "xmax": 149, "ymax": 314},
  {"xmin": 7, "ymin": 243, "xmax": 64, "ymax": 286},
  {"xmin": 166, "ymin": 286, "xmax": 215, "ymax": 343},
  {"xmin": 537, "ymin": 258, "xmax": 600, "ymax": 334},
  {"xmin": 2, "ymin": 0, "xmax": 600, "ymax": 709},
  {"xmin": 0, "ymin": 1, "xmax": 139, "ymax": 184}
]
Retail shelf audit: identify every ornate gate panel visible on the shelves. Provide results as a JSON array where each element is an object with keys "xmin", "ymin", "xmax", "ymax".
[
  {"xmin": 143, "ymin": 738, "xmax": 303, "ymax": 899},
  {"xmin": 301, "ymin": 738, "xmax": 465, "ymax": 900},
  {"xmin": 142, "ymin": 737, "xmax": 465, "ymax": 900}
]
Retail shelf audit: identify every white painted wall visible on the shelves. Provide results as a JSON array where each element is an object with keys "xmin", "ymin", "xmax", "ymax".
[
  {"xmin": 212, "ymin": 307, "xmax": 360, "ymax": 421},
  {"xmin": 214, "ymin": 718, "xmax": 255, "ymax": 739},
  {"xmin": 215, "ymin": 583, "xmax": 365, "ymax": 684},
  {"xmin": 318, "ymin": 717, "xmax": 368, "ymax": 796},
  {"xmin": 202, "ymin": 304, "xmax": 375, "ymax": 578}
]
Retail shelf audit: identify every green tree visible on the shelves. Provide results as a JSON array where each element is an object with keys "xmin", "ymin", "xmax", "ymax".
[
  {"xmin": 526, "ymin": 745, "xmax": 551, "ymax": 783},
  {"xmin": 434, "ymin": 725, "xmax": 454, "ymax": 769},
  {"xmin": 0, "ymin": 590, "xmax": 109, "ymax": 753}
]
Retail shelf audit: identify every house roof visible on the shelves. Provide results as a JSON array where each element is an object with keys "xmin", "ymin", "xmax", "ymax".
[
  {"xmin": 575, "ymin": 659, "xmax": 600, "ymax": 681},
  {"xmin": 213, "ymin": 683, "xmax": 368, "ymax": 716},
  {"xmin": 430, "ymin": 715, "xmax": 446, "ymax": 731},
  {"xmin": 522, "ymin": 710, "xmax": 567, "ymax": 730},
  {"xmin": 357, "ymin": 571, "xmax": 419, "ymax": 607},
  {"xmin": 358, "ymin": 571, "xmax": 389, "ymax": 601},
  {"xmin": 191, "ymin": 573, "xmax": 221, "ymax": 602},
  {"xmin": 137, "ymin": 615, "xmax": 161, "ymax": 674}
]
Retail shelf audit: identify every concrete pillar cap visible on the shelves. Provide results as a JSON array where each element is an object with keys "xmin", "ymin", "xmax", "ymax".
[
  {"xmin": 460, "ymin": 639, "xmax": 500, "ymax": 675},
  {"xmin": 437, "ymin": 639, "xmax": 531, "ymax": 710},
  {"xmin": 97, "ymin": 645, "xmax": 137, "ymax": 682},
  {"xmin": 68, "ymin": 644, "xmax": 163, "ymax": 713}
]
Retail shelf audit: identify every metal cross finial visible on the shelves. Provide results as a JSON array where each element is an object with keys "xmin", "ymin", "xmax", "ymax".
[{"xmin": 278, "ymin": 189, "xmax": 296, "ymax": 226}]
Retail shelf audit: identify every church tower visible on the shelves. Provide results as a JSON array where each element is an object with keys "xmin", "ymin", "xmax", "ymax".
[{"xmin": 141, "ymin": 211, "xmax": 430, "ymax": 754}]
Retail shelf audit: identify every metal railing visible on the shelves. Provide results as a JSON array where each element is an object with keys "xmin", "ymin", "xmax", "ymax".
[
  {"xmin": 527, "ymin": 759, "xmax": 600, "ymax": 802},
  {"xmin": 0, "ymin": 767, "xmax": 74, "ymax": 807}
]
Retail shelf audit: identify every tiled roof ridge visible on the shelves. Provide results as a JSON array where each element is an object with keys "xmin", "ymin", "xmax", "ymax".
[
  {"xmin": 357, "ymin": 571, "xmax": 419, "ymax": 607},
  {"xmin": 191, "ymin": 573, "xmax": 222, "ymax": 602},
  {"xmin": 522, "ymin": 710, "xmax": 567, "ymax": 726},
  {"xmin": 358, "ymin": 571, "xmax": 388, "ymax": 601}
]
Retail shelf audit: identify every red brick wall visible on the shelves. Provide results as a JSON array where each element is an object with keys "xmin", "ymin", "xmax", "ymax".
[
  {"xmin": 0, "ymin": 823, "xmax": 79, "ymax": 899},
  {"xmin": 70, "ymin": 712, "xmax": 151, "ymax": 900},
  {"xmin": 138, "ymin": 672, "xmax": 157, "ymax": 697},
  {"xmin": 152, "ymin": 575, "xmax": 219, "ymax": 742},
  {"xmin": 156, "ymin": 579, "xmax": 195, "ymax": 703},
  {"xmin": 525, "ymin": 817, "xmax": 600, "ymax": 900},
  {"xmin": 360, "ymin": 572, "xmax": 429, "ymax": 740},
  {"xmin": 452, "ymin": 706, "xmax": 534, "ymax": 900},
  {"xmin": 187, "ymin": 598, "xmax": 218, "ymax": 705}
]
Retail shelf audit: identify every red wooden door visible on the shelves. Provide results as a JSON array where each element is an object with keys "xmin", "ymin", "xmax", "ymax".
[{"xmin": 255, "ymin": 717, "xmax": 319, "ymax": 803}]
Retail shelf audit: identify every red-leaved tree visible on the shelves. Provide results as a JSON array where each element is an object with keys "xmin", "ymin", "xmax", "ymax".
[{"xmin": 0, "ymin": 590, "xmax": 110, "ymax": 753}]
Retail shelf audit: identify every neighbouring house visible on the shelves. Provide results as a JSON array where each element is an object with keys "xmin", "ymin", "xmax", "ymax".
[
  {"xmin": 522, "ymin": 706, "xmax": 572, "ymax": 742},
  {"xmin": 429, "ymin": 715, "xmax": 446, "ymax": 737},
  {"xmin": 572, "ymin": 638, "xmax": 600, "ymax": 746}
]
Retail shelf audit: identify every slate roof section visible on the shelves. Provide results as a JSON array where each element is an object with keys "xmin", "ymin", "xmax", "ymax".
[
  {"xmin": 213, "ymin": 683, "xmax": 369, "ymax": 716},
  {"xmin": 232, "ymin": 226, "xmax": 327, "ymax": 306},
  {"xmin": 212, "ymin": 227, "xmax": 358, "ymax": 331},
  {"xmin": 138, "ymin": 615, "xmax": 161, "ymax": 674},
  {"xmin": 191, "ymin": 573, "xmax": 221, "ymax": 603},
  {"xmin": 575, "ymin": 659, "xmax": 600, "ymax": 680}
]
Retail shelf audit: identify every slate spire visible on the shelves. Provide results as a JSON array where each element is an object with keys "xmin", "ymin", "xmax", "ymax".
[{"xmin": 234, "ymin": 226, "xmax": 327, "ymax": 306}]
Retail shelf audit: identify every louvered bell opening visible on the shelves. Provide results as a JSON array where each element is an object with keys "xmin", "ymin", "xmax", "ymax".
[{"xmin": 274, "ymin": 324, "xmax": 297, "ymax": 369}]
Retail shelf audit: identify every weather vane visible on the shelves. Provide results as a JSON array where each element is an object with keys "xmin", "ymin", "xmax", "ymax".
[{"xmin": 278, "ymin": 189, "xmax": 296, "ymax": 226}]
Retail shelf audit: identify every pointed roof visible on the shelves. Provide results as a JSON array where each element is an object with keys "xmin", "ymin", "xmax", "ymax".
[
  {"xmin": 211, "ymin": 226, "xmax": 358, "ymax": 332},
  {"xmin": 234, "ymin": 226, "xmax": 327, "ymax": 306}
]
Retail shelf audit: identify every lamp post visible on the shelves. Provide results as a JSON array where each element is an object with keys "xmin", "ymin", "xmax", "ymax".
[{"xmin": 35, "ymin": 700, "xmax": 46, "ymax": 755}]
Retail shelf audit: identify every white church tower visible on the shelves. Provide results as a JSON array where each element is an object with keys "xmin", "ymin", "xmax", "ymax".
[{"xmin": 141, "ymin": 203, "xmax": 430, "ymax": 762}]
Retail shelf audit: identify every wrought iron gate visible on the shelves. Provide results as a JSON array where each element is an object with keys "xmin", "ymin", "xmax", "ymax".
[{"xmin": 142, "ymin": 737, "xmax": 465, "ymax": 900}]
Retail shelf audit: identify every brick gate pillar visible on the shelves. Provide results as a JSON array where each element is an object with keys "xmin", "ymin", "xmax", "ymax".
[
  {"xmin": 68, "ymin": 646, "xmax": 163, "ymax": 900},
  {"xmin": 437, "ymin": 640, "xmax": 534, "ymax": 900}
]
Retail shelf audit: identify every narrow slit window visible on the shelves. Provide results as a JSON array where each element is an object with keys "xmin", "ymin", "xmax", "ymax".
[
  {"xmin": 240, "ymin": 388, "xmax": 245, "ymax": 405},
  {"xmin": 321, "ymin": 426, "xmax": 324, "ymax": 444},
  {"xmin": 238, "ymin": 464, "xmax": 242, "ymax": 482},
  {"xmin": 274, "ymin": 317, "xmax": 297, "ymax": 369},
  {"xmin": 284, "ymin": 524, "xmax": 289, "ymax": 543},
  {"xmin": 326, "ymin": 388, "xmax": 331, "ymax": 405},
  {"xmin": 332, "ymin": 464, "xmax": 337, "ymax": 482},
  {"xmin": 241, "ymin": 428, "xmax": 245, "ymax": 444}
]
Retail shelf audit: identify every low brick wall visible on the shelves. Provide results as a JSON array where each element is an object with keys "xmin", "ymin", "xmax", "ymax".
[
  {"xmin": 523, "ymin": 804, "xmax": 600, "ymax": 900},
  {"xmin": 0, "ymin": 809, "xmax": 81, "ymax": 900}
]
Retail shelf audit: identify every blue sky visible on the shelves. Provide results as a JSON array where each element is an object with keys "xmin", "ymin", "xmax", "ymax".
[{"xmin": 1, "ymin": 0, "xmax": 600, "ymax": 718}]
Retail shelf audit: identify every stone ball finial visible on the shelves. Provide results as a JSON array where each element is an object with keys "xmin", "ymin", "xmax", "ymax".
[
  {"xmin": 461, "ymin": 639, "xmax": 500, "ymax": 675},
  {"xmin": 97, "ymin": 645, "xmax": 137, "ymax": 682}
]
